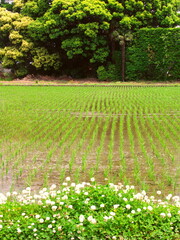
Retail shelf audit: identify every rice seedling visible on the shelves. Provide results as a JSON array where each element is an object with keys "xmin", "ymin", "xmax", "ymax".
[{"xmin": 0, "ymin": 86, "xmax": 179, "ymax": 196}]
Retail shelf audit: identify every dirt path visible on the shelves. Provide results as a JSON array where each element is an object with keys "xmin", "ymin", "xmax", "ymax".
[{"xmin": 0, "ymin": 75, "xmax": 179, "ymax": 86}]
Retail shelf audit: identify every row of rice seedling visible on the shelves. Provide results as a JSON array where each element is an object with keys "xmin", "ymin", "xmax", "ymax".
[{"xmin": 0, "ymin": 86, "xmax": 179, "ymax": 196}]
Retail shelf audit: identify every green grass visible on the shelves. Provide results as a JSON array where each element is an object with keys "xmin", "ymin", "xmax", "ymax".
[{"xmin": 0, "ymin": 86, "xmax": 179, "ymax": 196}]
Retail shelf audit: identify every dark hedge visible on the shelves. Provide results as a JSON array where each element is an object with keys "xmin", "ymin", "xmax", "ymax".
[{"xmin": 126, "ymin": 28, "xmax": 180, "ymax": 81}]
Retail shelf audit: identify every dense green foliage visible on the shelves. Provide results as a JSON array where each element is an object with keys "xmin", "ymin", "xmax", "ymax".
[
  {"xmin": 0, "ymin": 180, "xmax": 180, "ymax": 239},
  {"xmin": 126, "ymin": 28, "xmax": 180, "ymax": 81},
  {"xmin": 0, "ymin": 0, "xmax": 179, "ymax": 79}
]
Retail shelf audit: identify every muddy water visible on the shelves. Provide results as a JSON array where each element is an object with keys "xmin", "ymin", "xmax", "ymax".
[{"xmin": 0, "ymin": 115, "xmax": 179, "ymax": 197}]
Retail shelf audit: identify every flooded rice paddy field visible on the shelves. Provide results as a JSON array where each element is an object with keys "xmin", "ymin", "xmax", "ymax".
[{"xmin": 0, "ymin": 86, "xmax": 179, "ymax": 196}]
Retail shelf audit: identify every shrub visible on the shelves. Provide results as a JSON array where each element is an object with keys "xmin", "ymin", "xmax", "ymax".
[{"xmin": 97, "ymin": 64, "xmax": 121, "ymax": 81}]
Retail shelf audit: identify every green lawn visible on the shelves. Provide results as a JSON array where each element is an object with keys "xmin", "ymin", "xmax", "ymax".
[{"xmin": 0, "ymin": 86, "xmax": 179, "ymax": 195}]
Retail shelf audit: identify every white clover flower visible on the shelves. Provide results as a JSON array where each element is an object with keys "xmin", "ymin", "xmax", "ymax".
[
  {"xmin": 147, "ymin": 206, "xmax": 153, "ymax": 211},
  {"xmin": 62, "ymin": 195, "xmax": 68, "ymax": 200},
  {"xmin": 134, "ymin": 193, "xmax": 143, "ymax": 200},
  {"xmin": 52, "ymin": 206, "xmax": 57, "ymax": 211},
  {"xmin": 39, "ymin": 219, "xmax": 44, "ymax": 223},
  {"xmin": 46, "ymin": 200, "xmax": 51, "ymax": 205},
  {"xmin": 28, "ymin": 226, "xmax": 31, "ymax": 229},
  {"xmin": 113, "ymin": 204, "xmax": 119, "ymax": 209},
  {"xmin": 167, "ymin": 213, "xmax": 172, "ymax": 217},
  {"xmin": 110, "ymin": 212, "xmax": 116, "ymax": 216},
  {"xmin": 53, "ymin": 229, "xmax": 56, "ymax": 233},
  {"xmin": 0, "ymin": 193, "xmax": 7, "ymax": 203},
  {"xmin": 123, "ymin": 197, "xmax": 128, "ymax": 202},
  {"xmin": 76, "ymin": 190, "xmax": 81, "ymax": 194},
  {"xmin": 22, "ymin": 189, "xmax": 28, "ymax": 194},
  {"xmin": 60, "ymin": 202, "xmax": 64, "ymax": 205},
  {"xmin": 157, "ymin": 191, "xmax": 161, "ymax": 195},
  {"xmin": 90, "ymin": 177, "xmax": 95, "ymax": 182},
  {"xmin": 33, "ymin": 228, "xmax": 37, "ymax": 232},
  {"xmin": 137, "ymin": 208, "xmax": 141, "ymax": 212},
  {"xmin": 91, "ymin": 218, "xmax": 97, "ymax": 224},
  {"xmin": 21, "ymin": 213, "xmax": 26, "ymax": 216},
  {"xmin": 71, "ymin": 183, "xmax": 76, "ymax": 187},
  {"xmin": 38, "ymin": 200, "xmax": 43, "ymax": 205},
  {"xmin": 160, "ymin": 213, "xmax": 166, "ymax": 218},
  {"xmin": 84, "ymin": 192, "xmax": 88, "ymax": 195},
  {"xmin": 50, "ymin": 201, "xmax": 55, "ymax": 205},
  {"xmin": 65, "ymin": 177, "xmax": 71, "ymax": 182},
  {"xmin": 126, "ymin": 204, "xmax": 131, "ymax": 209},
  {"xmin": 172, "ymin": 196, "xmax": 180, "ymax": 202},
  {"xmin": 118, "ymin": 193, "xmax": 122, "ymax": 197},
  {"xmin": 100, "ymin": 204, "xmax": 105, "ymax": 208},
  {"xmin": 143, "ymin": 207, "xmax": 147, "ymax": 210},
  {"xmin": 131, "ymin": 210, "xmax": 136, "ymax": 214},
  {"xmin": 48, "ymin": 224, "xmax": 52, "ymax": 228},
  {"xmin": 87, "ymin": 216, "xmax": 96, "ymax": 224},
  {"xmin": 79, "ymin": 215, "xmax": 85, "ymax": 223},
  {"xmin": 17, "ymin": 228, "xmax": 21, "ymax": 233},
  {"xmin": 0, "ymin": 215, "xmax": 3, "ymax": 218},
  {"xmin": 6, "ymin": 192, "xmax": 11, "ymax": 197},
  {"xmin": 84, "ymin": 199, "xmax": 89, "ymax": 204},
  {"xmin": 62, "ymin": 182, "xmax": 68, "ymax": 186},
  {"xmin": 50, "ymin": 192, "xmax": 57, "ymax": 198},
  {"xmin": 52, "ymin": 220, "xmax": 56, "ymax": 223},
  {"xmin": 112, "ymin": 236, "xmax": 116, "ymax": 239},
  {"xmin": 87, "ymin": 216, "xmax": 93, "ymax": 221},
  {"xmin": 103, "ymin": 216, "xmax": 109, "ymax": 221},
  {"xmin": 166, "ymin": 194, "xmax": 172, "ymax": 201},
  {"xmin": 90, "ymin": 205, "xmax": 96, "ymax": 210},
  {"xmin": 0, "ymin": 224, "xmax": 2, "ymax": 229},
  {"xmin": 35, "ymin": 215, "xmax": 40, "ymax": 219},
  {"xmin": 57, "ymin": 226, "xmax": 62, "ymax": 231},
  {"xmin": 50, "ymin": 184, "xmax": 56, "ymax": 190},
  {"xmin": 46, "ymin": 217, "xmax": 50, "ymax": 221},
  {"xmin": 141, "ymin": 190, "xmax": 146, "ymax": 196},
  {"xmin": 68, "ymin": 205, "xmax": 73, "ymax": 209}
]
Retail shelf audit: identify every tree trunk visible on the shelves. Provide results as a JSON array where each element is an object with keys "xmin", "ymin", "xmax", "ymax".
[{"xmin": 121, "ymin": 40, "xmax": 125, "ymax": 82}]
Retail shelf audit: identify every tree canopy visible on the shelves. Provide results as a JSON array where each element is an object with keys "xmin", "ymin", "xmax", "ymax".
[{"xmin": 0, "ymin": 0, "xmax": 179, "ymax": 78}]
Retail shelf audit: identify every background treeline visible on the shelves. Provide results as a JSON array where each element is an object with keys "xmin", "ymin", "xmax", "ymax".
[{"xmin": 0, "ymin": 0, "xmax": 179, "ymax": 81}]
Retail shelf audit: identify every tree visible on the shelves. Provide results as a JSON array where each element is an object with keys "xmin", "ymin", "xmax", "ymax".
[
  {"xmin": 0, "ymin": 0, "xmax": 179, "ymax": 78},
  {"xmin": 29, "ymin": 0, "xmax": 112, "ymax": 76},
  {"xmin": 112, "ymin": 31, "xmax": 133, "ymax": 81},
  {"xmin": 0, "ymin": 4, "xmax": 61, "ymax": 77}
]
